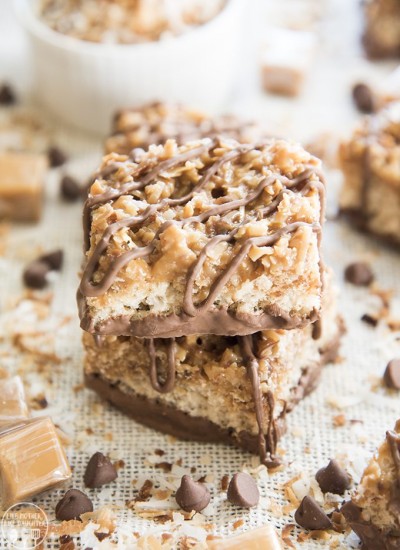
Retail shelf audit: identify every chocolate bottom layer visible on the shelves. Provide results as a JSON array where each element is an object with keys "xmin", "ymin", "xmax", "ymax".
[
  {"xmin": 84, "ymin": 329, "xmax": 342, "ymax": 455},
  {"xmin": 342, "ymin": 501, "xmax": 400, "ymax": 550},
  {"xmin": 340, "ymin": 208, "xmax": 400, "ymax": 249}
]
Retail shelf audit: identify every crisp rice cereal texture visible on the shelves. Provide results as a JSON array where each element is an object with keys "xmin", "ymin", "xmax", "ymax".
[
  {"xmin": 339, "ymin": 101, "xmax": 400, "ymax": 247},
  {"xmin": 39, "ymin": 0, "xmax": 226, "ymax": 44},
  {"xmin": 79, "ymin": 137, "xmax": 326, "ymax": 337},
  {"xmin": 106, "ymin": 102, "xmax": 265, "ymax": 156},
  {"xmin": 83, "ymin": 271, "xmax": 340, "ymax": 452}
]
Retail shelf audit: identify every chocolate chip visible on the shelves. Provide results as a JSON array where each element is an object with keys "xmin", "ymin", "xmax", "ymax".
[
  {"xmin": 0, "ymin": 84, "xmax": 16, "ymax": 105},
  {"xmin": 315, "ymin": 459, "xmax": 351, "ymax": 494},
  {"xmin": 361, "ymin": 314, "xmax": 378, "ymax": 327},
  {"xmin": 344, "ymin": 262, "xmax": 374, "ymax": 286},
  {"xmin": 175, "ymin": 475, "xmax": 210, "ymax": 512},
  {"xmin": 60, "ymin": 175, "xmax": 81, "ymax": 202},
  {"xmin": 227, "ymin": 472, "xmax": 259, "ymax": 508},
  {"xmin": 55, "ymin": 489, "xmax": 93, "ymax": 521},
  {"xmin": 23, "ymin": 260, "xmax": 49, "ymax": 289},
  {"xmin": 295, "ymin": 496, "xmax": 332, "ymax": 531},
  {"xmin": 84, "ymin": 451, "xmax": 118, "ymax": 488},
  {"xmin": 39, "ymin": 249, "xmax": 64, "ymax": 271},
  {"xmin": 383, "ymin": 359, "xmax": 400, "ymax": 389},
  {"xmin": 352, "ymin": 83, "xmax": 375, "ymax": 114},
  {"xmin": 48, "ymin": 146, "xmax": 68, "ymax": 168}
]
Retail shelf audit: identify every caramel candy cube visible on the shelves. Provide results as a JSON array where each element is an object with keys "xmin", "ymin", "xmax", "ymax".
[
  {"xmin": 0, "ymin": 376, "xmax": 29, "ymax": 428},
  {"xmin": 208, "ymin": 525, "xmax": 282, "ymax": 549},
  {"xmin": 0, "ymin": 152, "xmax": 47, "ymax": 222},
  {"xmin": 261, "ymin": 28, "xmax": 316, "ymax": 97},
  {"xmin": 0, "ymin": 417, "xmax": 71, "ymax": 508}
]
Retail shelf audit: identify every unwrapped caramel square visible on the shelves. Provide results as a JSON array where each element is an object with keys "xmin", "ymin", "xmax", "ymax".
[
  {"xmin": 208, "ymin": 525, "xmax": 282, "ymax": 549},
  {"xmin": 0, "ymin": 417, "xmax": 71, "ymax": 508},
  {"xmin": 0, "ymin": 152, "xmax": 47, "ymax": 222},
  {"xmin": 0, "ymin": 376, "xmax": 29, "ymax": 428}
]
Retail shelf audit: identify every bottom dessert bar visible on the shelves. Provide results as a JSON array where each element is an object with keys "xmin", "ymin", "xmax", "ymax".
[{"xmin": 83, "ymin": 273, "xmax": 342, "ymax": 465}]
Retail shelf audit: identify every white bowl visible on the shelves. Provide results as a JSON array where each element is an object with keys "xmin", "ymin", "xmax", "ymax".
[{"xmin": 16, "ymin": 0, "xmax": 243, "ymax": 135}]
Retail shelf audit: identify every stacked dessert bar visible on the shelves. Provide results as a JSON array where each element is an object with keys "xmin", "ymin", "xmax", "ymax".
[
  {"xmin": 362, "ymin": 0, "xmax": 400, "ymax": 59},
  {"xmin": 78, "ymin": 105, "xmax": 341, "ymax": 466}
]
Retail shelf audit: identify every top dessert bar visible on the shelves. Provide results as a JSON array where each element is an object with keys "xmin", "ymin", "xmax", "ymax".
[
  {"xmin": 105, "ymin": 102, "xmax": 264, "ymax": 156},
  {"xmin": 339, "ymin": 101, "xmax": 400, "ymax": 247},
  {"xmin": 79, "ymin": 137, "xmax": 326, "ymax": 338},
  {"xmin": 40, "ymin": 0, "xmax": 226, "ymax": 44},
  {"xmin": 362, "ymin": 0, "xmax": 400, "ymax": 59}
]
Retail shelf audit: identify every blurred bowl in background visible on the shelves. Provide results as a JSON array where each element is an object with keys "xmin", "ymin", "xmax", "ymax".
[{"xmin": 15, "ymin": 0, "xmax": 243, "ymax": 136}]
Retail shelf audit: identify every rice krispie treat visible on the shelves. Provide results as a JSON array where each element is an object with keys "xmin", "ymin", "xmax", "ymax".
[
  {"xmin": 79, "ymin": 137, "xmax": 326, "ymax": 338},
  {"xmin": 106, "ymin": 102, "xmax": 264, "ymax": 156},
  {"xmin": 39, "ymin": 0, "xmax": 226, "ymax": 44},
  {"xmin": 84, "ymin": 271, "xmax": 341, "ymax": 465},
  {"xmin": 339, "ymin": 101, "xmax": 400, "ymax": 247},
  {"xmin": 362, "ymin": 0, "xmax": 400, "ymax": 59},
  {"xmin": 342, "ymin": 420, "xmax": 400, "ymax": 549}
]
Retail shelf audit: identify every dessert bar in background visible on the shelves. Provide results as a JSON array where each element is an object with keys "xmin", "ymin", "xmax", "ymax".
[
  {"xmin": 84, "ymin": 270, "xmax": 340, "ymax": 463},
  {"xmin": 79, "ymin": 137, "xmax": 326, "ymax": 338},
  {"xmin": 362, "ymin": 0, "xmax": 400, "ymax": 59},
  {"xmin": 339, "ymin": 101, "xmax": 400, "ymax": 247},
  {"xmin": 106, "ymin": 102, "xmax": 264, "ymax": 156},
  {"xmin": 342, "ymin": 419, "xmax": 400, "ymax": 549}
]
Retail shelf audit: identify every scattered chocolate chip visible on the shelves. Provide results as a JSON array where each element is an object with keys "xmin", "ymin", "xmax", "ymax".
[
  {"xmin": 315, "ymin": 459, "xmax": 351, "ymax": 494},
  {"xmin": 55, "ymin": 489, "xmax": 93, "ymax": 521},
  {"xmin": 48, "ymin": 146, "xmax": 68, "ymax": 168},
  {"xmin": 84, "ymin": 451, "xmax": 118, "ymax": 488},
  {"xmin": 227, "ymin": 472, "xmax": 259, "ymax": 508},
  {"xmin": 32, "ymin": 395, "xmax": 48, "ymax": 409},
  {"xmin": 175, "ymin": 475, "xmax": 210, "ymax": 512},
  {"xmin": 59, "ymin": 535, "xmax": 73, "ymax": 544},
  {"xmin": 344, "ymin": 262, "xmax": 374, "ymax": 286},
  {"xmin": 0, "ymin": 84, "xmax": 16, "ymax": 105},
  {"xmin": 23, "ymin": 260, "xmax": 49, "ymax": 289},
  {"xmin": 361, "ymin": 313, "xmax": 378, "ymax": 327},
  {"xmin": 39, "ymin": 249, "xmax": 64, "ymax": 271},
  {"xmin": 383, "ymin": 359, "xmax": 400, "ymax": 390},
  {"xmin": 94, "ymin": 532, "xmax": 109, "ymax": 542},
  {"xmin": 60, "ymin": 175, "xmax": 81, "ymax": 202},
  {"xmin": 136, "ymin": 479, "xmax": 153, "ymax": 501},
  {"xmin": 352, "ymin": 83, "xmax": 375, "ymax": 113},
  {"xmin": 295, "ymin": 496, "xmax": 332, "ymax": 531}
]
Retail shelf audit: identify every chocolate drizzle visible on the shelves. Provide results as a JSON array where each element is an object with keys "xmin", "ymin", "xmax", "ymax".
[
  {"xmin": 147, "ymin": 338, "xmax": 176, "ymax": 393},
  {"xmin": 79, "ymin": 139, "xmax": 325, "ymax": 336},
  {"xmin": 387, "ymin": 430, "xmax": 400, "ymax": 477},
  {"xmin": 239, "ymin": 334, "xmax": 280, "ymax": 467}
]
